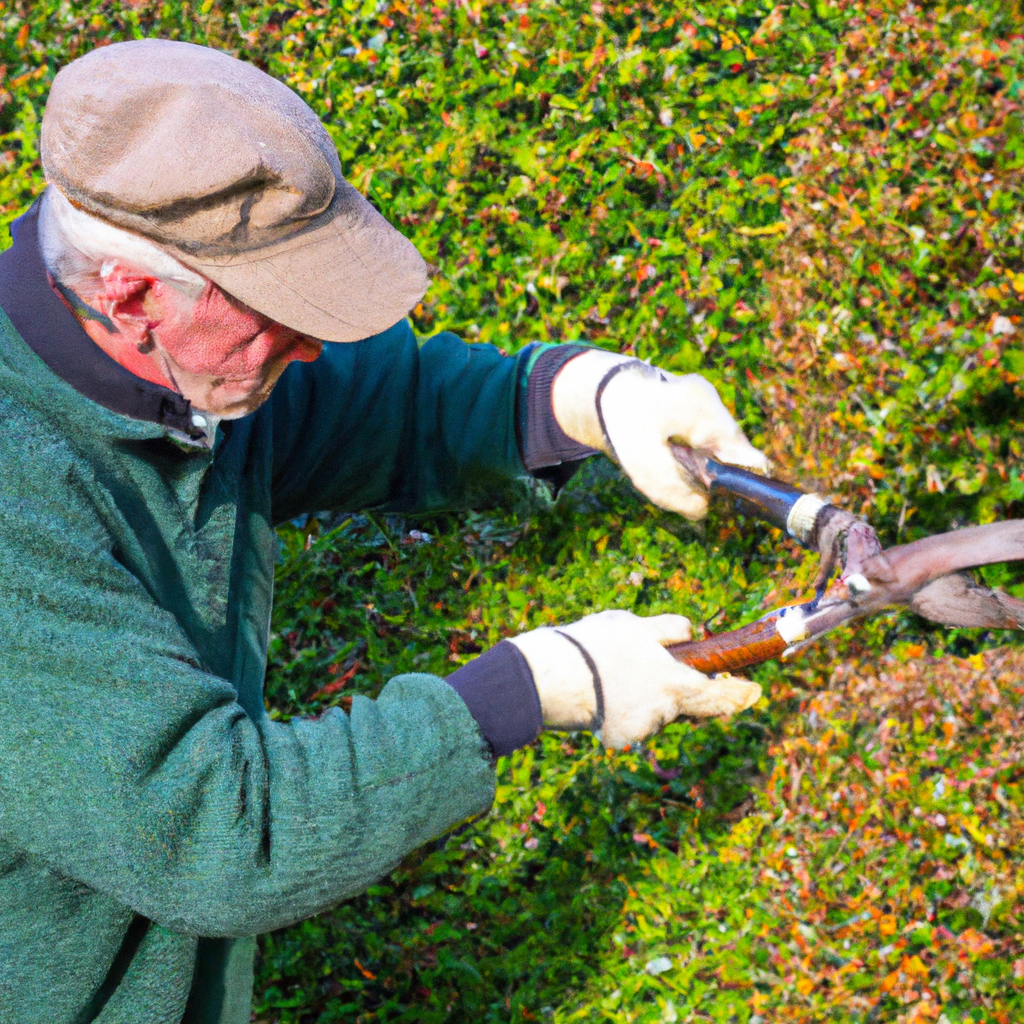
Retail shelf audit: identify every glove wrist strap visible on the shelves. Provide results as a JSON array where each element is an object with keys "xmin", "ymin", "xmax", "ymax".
[
  {"xmin": 594, "ymin": 359, "xmax": 653, "ymax": 461},
  {"xmin": 553, "ymin": 629, "xmax": 604, "ymax": 733},
  {"xmin": 509, "ymin": 628, "xmax": 599, "ymax": 732}
]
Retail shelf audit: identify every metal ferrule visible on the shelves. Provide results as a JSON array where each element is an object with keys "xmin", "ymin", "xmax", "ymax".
[
  {"xmin": 786, "ymin": 493, "xmax": 830, "ymax": 545},
  {"xmin": 775, "ymin": 605, "xmax": 809, "ymax": 644}
]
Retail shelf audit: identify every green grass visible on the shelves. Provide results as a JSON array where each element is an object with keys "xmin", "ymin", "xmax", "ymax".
[{"xmin": 4, "ymin": 0, "xmax": 1024, "ymax": 1020}]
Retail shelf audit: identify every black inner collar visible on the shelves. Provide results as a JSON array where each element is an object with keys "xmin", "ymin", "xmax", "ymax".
[{"xmin": 0, "ymin": 199, "xmax": 198, "ymax": 435}]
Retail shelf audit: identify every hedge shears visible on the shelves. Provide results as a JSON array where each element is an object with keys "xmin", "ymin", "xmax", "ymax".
[{"xmin": 666, "ymin": 446, "xmax": 1024, "ymax": 673}]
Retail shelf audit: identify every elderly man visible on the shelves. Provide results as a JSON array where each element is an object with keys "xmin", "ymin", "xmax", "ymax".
[{"xmin": 0, "ymin": 39, "xmax": 766, "ymax": 1024}]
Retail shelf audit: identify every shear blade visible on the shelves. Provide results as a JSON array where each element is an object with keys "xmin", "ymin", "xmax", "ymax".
[{"xmin": 907, "ymin": 572, "xmax": 1024, "ymax": 629}]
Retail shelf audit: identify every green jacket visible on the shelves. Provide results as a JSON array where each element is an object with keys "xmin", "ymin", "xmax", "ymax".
[{"xmin": 0, "ymin": 301, "xmax": 550, "ymax": 1022}]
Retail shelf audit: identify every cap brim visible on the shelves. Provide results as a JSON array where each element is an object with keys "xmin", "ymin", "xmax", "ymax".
[{"xmin": 171, "ymin": 180, "xmax": 429, "ymax": 343}]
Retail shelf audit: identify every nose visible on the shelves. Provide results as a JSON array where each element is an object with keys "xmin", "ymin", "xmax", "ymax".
[
  {"xmin": 289, "ymin": 336, "xmax": 324, "ymax": 364},
  {"xmin": 263, "ymin": 326, "xmax": 323, "ymax": 366}
]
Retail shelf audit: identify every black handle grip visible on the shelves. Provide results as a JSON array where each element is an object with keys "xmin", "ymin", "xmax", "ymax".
[
  {"xmin": 670, "ymin": 444, "xmax": 807, "ymax": 536},
  {"xmin": 704, "ymin": 459, "xmax": 805, "ymax": 534}
]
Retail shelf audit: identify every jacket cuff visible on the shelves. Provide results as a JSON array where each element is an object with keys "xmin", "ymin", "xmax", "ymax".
[
  {"xmin": 446, "ymin": 641, "xmax": 543, "ymax": 756},
  {"xmin": 518, "ymin": 345, "xmax": 601, "ymax": 472}
]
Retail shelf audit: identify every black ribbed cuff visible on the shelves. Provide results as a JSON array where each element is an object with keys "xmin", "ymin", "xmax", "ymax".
[
  {"xmin": 446, "ymin": 641, "xmax": 543, "ymax": 756},
  {"xmin": 520, "ymin": 345, "xmax": 600, "ymax": 471}
]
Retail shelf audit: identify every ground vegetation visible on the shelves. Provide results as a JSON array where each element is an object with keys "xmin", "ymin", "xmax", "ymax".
[{"xmin": 3, "ymin": 0, "xmax": 1024, "ymax": 1020}]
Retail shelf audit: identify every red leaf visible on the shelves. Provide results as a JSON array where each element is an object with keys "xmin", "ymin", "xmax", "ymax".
[{"xmin": 310, "ymin": 662, "xmax": 360, "ymax": 702}]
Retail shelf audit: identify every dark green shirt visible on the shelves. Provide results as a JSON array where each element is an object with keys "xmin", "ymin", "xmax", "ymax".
[{"xmin": 0, "ymin": 265, "xmax": 556, "ymax": 1019}]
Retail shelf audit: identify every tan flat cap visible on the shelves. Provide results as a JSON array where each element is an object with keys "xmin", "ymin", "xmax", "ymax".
[{"xmin": 41, "ymin": 38, "xmax": 428, "ymax": 342}]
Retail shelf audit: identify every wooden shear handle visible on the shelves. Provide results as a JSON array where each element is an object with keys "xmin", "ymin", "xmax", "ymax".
[{"xmin": 665, "ymin": 610, "xmax": 789, "ymax": 674}]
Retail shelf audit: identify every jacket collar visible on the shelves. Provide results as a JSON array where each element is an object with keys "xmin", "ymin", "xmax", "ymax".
[{"xmin": 0, "ymin": 199, "xmax": 202, "ymax": 438}]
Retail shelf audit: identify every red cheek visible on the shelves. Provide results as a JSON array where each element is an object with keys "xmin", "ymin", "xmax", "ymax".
[{"xmin": 159, "ymin": 284, "xmax": 321, "ymax": 377}]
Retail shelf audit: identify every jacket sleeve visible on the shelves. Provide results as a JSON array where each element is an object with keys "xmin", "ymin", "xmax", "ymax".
[
  {"xmin": 0, "ymin": 481, "xmax": 496, "ymax": 938},
  {"xmin": 268, "ymin": 319, "xmax": 538, "ymax": 522}
]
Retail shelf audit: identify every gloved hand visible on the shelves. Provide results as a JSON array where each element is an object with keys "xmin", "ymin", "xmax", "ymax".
[
  {"xmin": 508, "ymin": 610, "xmax": 761, "ymax": 749},
  {"xmin": 551, "ymin": 349, "xmax": 769, "ymax": 520}
]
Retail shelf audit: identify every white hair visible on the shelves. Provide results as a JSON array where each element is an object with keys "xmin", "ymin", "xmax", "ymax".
[{"xmin": 38, "ymin": 186, "xmax": 207, "ymax": 300}]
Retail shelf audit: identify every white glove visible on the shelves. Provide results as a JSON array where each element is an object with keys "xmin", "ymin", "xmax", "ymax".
[
  {"xmin": 508, "ymin": 610, "xmax": 761, "ymax": 749},
  {"xmin": 551, "ymin": 350, "xmax": 769, "ymax": 520}
]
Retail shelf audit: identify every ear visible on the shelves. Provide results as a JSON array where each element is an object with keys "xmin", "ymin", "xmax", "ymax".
[{"xmin": 94, "ymin": 265, "xmax": 159, "ymax": 344}]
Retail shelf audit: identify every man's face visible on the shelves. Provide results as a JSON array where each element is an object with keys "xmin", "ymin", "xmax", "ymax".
[
  {"xmin": 143, "ymin": 278, "xmax": 324, "ymax": 418},
  {"xmin": 76, "ymin": 267, "xmax": 324, "ymax": 418}
]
